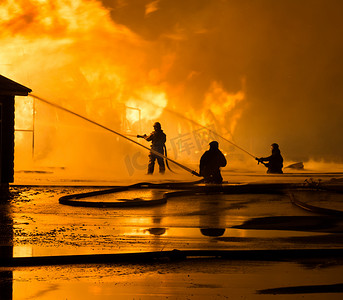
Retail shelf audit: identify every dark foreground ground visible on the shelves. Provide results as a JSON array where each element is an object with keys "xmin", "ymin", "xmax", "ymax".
[{"xmin": 1, "ymin": 171, "xmax": 343, "ymax": 299}]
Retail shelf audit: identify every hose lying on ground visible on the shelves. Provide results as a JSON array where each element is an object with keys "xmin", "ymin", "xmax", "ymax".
[{"xmin": 2, "ymin": 248, "xmax": 343, "ymax": 267}]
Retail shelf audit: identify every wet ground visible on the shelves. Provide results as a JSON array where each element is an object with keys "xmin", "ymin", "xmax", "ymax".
[{"xmin": 1, "ymin": 171, "xmax": 343, "ymax": 299}]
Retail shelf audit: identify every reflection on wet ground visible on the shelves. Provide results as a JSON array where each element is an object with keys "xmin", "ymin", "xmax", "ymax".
[
  {"xmin": 8, "ymin": 187, "xmax": 343, "ymax": 257},
  {"xmin": 1, "ymin": 174, "xmax": 343, "ymax": 298},
  {"xmin": 4, "ymin": 259, "xmax": 343, "ymax": 299}
]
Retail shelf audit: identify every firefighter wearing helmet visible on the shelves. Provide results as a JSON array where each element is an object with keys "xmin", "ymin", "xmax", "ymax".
[
  {"xmin": 137, "ymin": 122, "xmax": 166, "ymax": 174},
  {"xmin": 256, "ymin": 143, "xmax": 284, "ymax": 174},
  {"xmin": 199, "ymin": 141, "xmax": 227, "ymax": 184}
]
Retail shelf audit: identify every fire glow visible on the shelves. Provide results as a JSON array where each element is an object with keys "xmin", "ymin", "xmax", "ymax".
[{"xmin": 1, "ymin": 0, "xmax": 245, "ymax": 178}]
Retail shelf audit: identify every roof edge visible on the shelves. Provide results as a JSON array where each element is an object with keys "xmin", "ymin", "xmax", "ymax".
[{"xmin": 0, "ymin": 75, "xmax": 32, "ymax": 96}]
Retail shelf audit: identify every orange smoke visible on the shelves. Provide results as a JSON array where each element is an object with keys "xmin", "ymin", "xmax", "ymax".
[
  {"xmin": 203, "ymin": 81, "xmax": 245, "ymax": 135},
  {"xmin": 1, "ymin": 0, "xmax": 245, "ymax": 178}
]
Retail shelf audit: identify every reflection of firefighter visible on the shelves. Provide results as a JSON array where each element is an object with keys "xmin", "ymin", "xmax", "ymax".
[
  {"xmin": 138, "ymin": 122, "xmax": 166, "ymax": 174},
  {"xmin": 199, "ymin": 141, "xmax": 227, "ymax": 184},
  {"xmin": 256, "ymin": 143, "xmax": 283, "ymax": 174},
  {"xmin": 200, "ymin": 194, "xmax": 226, "ymax": 237}
]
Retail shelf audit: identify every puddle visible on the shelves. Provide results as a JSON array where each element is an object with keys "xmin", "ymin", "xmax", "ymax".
[{"xmin": 2, "ymin": 259, "xmax": 343, "ymax": 299}]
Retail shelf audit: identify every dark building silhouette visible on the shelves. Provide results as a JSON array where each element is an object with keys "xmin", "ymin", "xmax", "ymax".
[
  {"xmin": 0, "ymin": 75, "xmax": 31, "ymax": 299},
  {"xmin": 0, "ymin": 75, "xmax": 31, "ymax": 200}
]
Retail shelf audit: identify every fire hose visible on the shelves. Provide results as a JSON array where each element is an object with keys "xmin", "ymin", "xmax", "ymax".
[
  {"xmin": 31, "ymin": 94, "xmax": 201, "ymax": 177},
  {"xmin": 31, "ymin": 94, "xmax": 265, "ymax": 173}
]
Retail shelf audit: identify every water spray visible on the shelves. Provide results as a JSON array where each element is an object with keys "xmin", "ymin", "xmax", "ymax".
[
  {"xmin": 133, "ymin": 99, "xmax": 257, "ymax": 160},
  {"xmin": 30, "ymin": 94, "xmax": 201, "ymax": 177}
]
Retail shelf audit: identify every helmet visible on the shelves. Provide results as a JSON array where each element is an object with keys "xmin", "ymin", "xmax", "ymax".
[
  {"xmin": 153, "ymin": 122, "xmax": 161, "ymax": 129},
  {"xmin": 271, "ymin": 143, "xmax": 279, "ymax": 149},
  {"xmin": 209, "ymin": 141, "xmax": 219, "ymax": 149}
]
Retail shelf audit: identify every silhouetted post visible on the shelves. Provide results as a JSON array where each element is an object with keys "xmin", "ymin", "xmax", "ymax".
[
  {"xmin": 0, "ymin": 203, "xmax": 14, "ymax": 299},
  {"xmin": 0, "ymin": 75, "xmax": 31, "ymax": 201}
]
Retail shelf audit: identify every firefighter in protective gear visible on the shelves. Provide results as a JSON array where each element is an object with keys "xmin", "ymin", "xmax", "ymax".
[
  {"xmin": 256, "ymin": 143, "xmax": 283, "ymax": 174},
  {"xmin": 199, "ymin": 141, "xmax": 227, "ymax": 184},
  {"xmin": 138, "ymin": 122, "xmax": 166, "ymax": 174}
]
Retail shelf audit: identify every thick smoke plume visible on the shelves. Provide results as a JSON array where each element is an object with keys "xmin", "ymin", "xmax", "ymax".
[
  {"xmin": 1, "ymin": 0, "xmax": 343, "ymax": 181},
  {"xmin": 103, "ymin": 0, "xmax": 343, "ymax": 162}
]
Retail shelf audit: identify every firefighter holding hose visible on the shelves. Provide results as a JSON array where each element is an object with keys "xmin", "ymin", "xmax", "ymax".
[
  {"xmin": 256, "ymin": 143, "xmax": 284, "ymax": 174},
  {"xmin": 138, "ymin": 122, "xmax": 166, "ymax": 175}
]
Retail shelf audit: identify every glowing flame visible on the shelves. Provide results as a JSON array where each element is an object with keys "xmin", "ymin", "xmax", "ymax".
[
  {"xmin": 126, "ymin": 89, "xmax": 168, "ymax": 124},
  {"xmin": 203, "ymin": 81, "xmax": 245, "ymax": 134},
  {"xmin": 1, "ymin": 0, "xmax": 245, "ymax": 175}
]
